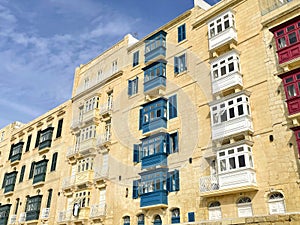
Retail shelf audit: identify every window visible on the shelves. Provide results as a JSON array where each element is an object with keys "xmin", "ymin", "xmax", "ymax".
[
  {"xmin": 140, "ymin": 170, "xmax": 168, "ymax": 194},
  {"xmin": 25, "ymin": 135, "xmax": 32, "ymax": 152},
  {"xmin": 105, "ymin": 120, "xmax": 111, "ymax": 141},
  {"xmin": 50, "ymin": 152, "xmax": 58, "ymax": 172},
  {"xmin": 19, "ymin": 165, "xmax": 25, "ymax": 183},
  {"xmin": 14, "ymin": 198, "xmax": 20, "ymax": 215},
  {"xmin": 29, "ymin": 161, "xmax": 35, "ymax": 179},
  {"xmin": 208, "ymin": 10, "xmax": 235, "ymax": 38},
  {"xmin": 274, "ymin": 20, "xmax": 300, "ymax": 50},
  {"xmin": 123, "ymin": 216, "xmax": 130, "ymax": 225},
  {"xmin": 80, "ymin": 125, "xmax": 96, "ymax": 142},
  {"xmin": 112, "ymin": 60, "xmax": 118, "ymax": 74},
  {"xmin": 153, "ymin": 215, "xmax": 162, "ymax": 225},
  {"xmin": 106, "ymin": 91, "xmax": 113, "ymax": 111},
  {"xmin": 56, "ymin": 119, "xmax": 63, "ymax": 138},
  {"xmin": 218, "ymin": 145, "xmax": 253, "ymax": 173},
  {"xmin": 75, "ymin": 191, "xmax": 91, "ymax": 208},
  {"xmin": 35, "ymin": 130, "xmax": 41, "ymax": 148},
  {"xmin": 188, "ymin": 212, "xmax": 195, "ymax": 222},
  {"xmin": 26, "ymin": 195, "xmax": 42, "ymax": 221},
  {"xmin": 133, "ymin": 51, "xmax": 139, "ymax": 67},
  {"xmin": 128, "ymin": 77, "xmax": 139, "ymax": 96},
  {"xmin": 141, "ymin": 134, "xmax": 168, "ymax": 158},
  {"xmin": 178, "ymin": 24, "xmax": 186, "ymax": 42},
  {"xmin": 211, "ymin": 95, "xmax": 251, "ymax": 125},
  {"xmin": 171, "ymin": 208, "xmax": 180, "ymax": 223},
  {"xmin": 174, "ymin": 53, "xmax": 186, "ymax": 74},
  {"xmin": 211, "ymin": 50, "xmax": 240, "ymax": 81},
  {"xmin": 167, "ymin": 170, "xmax": 180, "ymax": 192},
  {"xmin": 144, "ymin": 31, "xmax": 166, "ymax": 62},
  {"xmin": 133, "ymin": 144, "xmax": 142, "ymax": 163},
  {"xmin": 208, "ymin": 201, "xmax": 221, "ymax": 220},
  {"xmin": 268, "ymin": 192, "xmax": 285, "ymax": 214},
  {"xmin": 168, "ymin": 95, "xmax": 178, "ymax": 119},
  {"xmin": 132, "ymin": 179, "xmax": 141, "ymax": 199},
  {"xmin": 46, "ymin": 189, "xmax": 52, "ymax": 208},
  {"xmin": 237, "ymin": 197, "xmax": 253, "ymax": 217},
  {"xmin": 39, "ymin": 127, "xmax": 54, "ymax": 150},
  {"xmin": 137, "ymin": 214, "xmax": 144, "ymax": 225},
  {"xmin": 144, "ymin": 62, "xmax": 166, "ymax": 82},
  {"xmin": 77, "ymin": 157, "xmax": 94, "ymax": 172},
  {"xmin": 282, "ymin": 71, "xmax": 300, "ymax": 99},
  {"xmin": 2, "ymin": 171, "xmax": 18, "ymax": 193},
  {"xmin": 169, "ymin": 132, "xmax": 179, "ymax": 153},
  {"xmin": 33, "ymin": 159, "xmax": 48, "ymax": 184},
  {"xmin": 84, "ymin": 96, "xmax": 99, "ymax": 113}
]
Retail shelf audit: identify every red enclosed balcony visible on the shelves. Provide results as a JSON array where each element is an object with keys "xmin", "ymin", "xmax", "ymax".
[{"xmin": 270, "ymin": 16, "xmax": 300, "ymax": 66}]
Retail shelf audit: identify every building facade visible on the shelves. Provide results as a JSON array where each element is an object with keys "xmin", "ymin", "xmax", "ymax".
[
  {"xmin": 1, "ymin": 0, "xmax": 300, "ymax": 225},
  {"xmin": 0, "ymin": 101, "xmax": 72, "ymax": 225}
]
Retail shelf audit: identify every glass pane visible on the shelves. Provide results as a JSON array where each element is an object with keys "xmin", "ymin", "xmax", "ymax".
[
  {"xmin": 278, "ymin": 37, "xmax": 286, "ymax": 48},
  {"xmin": 287, "ymin": 85, "xmax": 296, "ymax": 97},
  {"xmin": 238, "ymin": 105, "xmax": 244, "ymax": 116},
  {"xmin": 220, "ymin": 159, "xmax": 226, "ymax": 171},
  {"xmin": 287, "ymin": 25, "xmax": 295, "ymax": 32},
  {"xmin": 288, "ymin": 32, "xmax": 297, "ymax": 45},
  {"xmin": 221, "ymin": 66, "xmax": 226, "ymax": 76},
  {"xmin": 217, "ymin": 24, "xmax": 222, "ymax": 33},
  {"xmin": 229, "ymin": 157, "xmax": 236, "ymax": 169},
  {"xmin": 229, "ymin": 107, "xmax": 235, "ymax": 118},
  {"xmin": 220, "ymin": 110, "xmax": 227, "ymax": 122},
  {"xmin": 285, "ymin": 77, "xmax": 293, "ymax": 83},
  {"xmin": 228, "ymin": 62, "xmax": 234, "ymax": 72},
  {"xmin": 276, "ymin": 30, "xmax": 284, "ymax": 36},
  {"xmin": 210, "ymin": 28, "xmax": 215, "ymax": 37},
  {"xmin": 238, "ymin": 155, "xmax": 246, "ymax": 167},
  {"xmin": 224, "ymin": 20, "xmax": 230, "ymax": 29},
  {"xmin": 213, "ymin": 70, "xmax": 218, "ymax": 79}
]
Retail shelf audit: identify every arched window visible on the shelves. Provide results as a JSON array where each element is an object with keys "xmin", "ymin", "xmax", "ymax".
[
  {"xmin": 171, "ymin": 208, "xmax": 180, "ymax": 223},
  {"xmin": 137, "ymin": 214, "xmax": 144, "ymax": 225},
  {"xmin": 237, "ymin": 197, "xmax": 253, "ymax": 217},
  {"xmin": 208, "ymin": 201, "xmax": 221, "ymax": 220},
  {"xmin": 153, "ymin": 215, "xmax": 162, "ymax": 225},
  {"xmin": 268, "ymin": 192, "xmax": 285, "ymax": 214},
  {"xmin": 123, "ymin": 216, "xmax": 130, "ymax": 225}
]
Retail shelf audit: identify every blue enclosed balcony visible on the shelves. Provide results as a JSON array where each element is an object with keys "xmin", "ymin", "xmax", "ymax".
[
  {"xmin": 140, "ymin": 98, "xmax": 167, "ymax": 134},
  {"xmin": 9, "ymin": 142, "xmax": 24, "ymax": 163},
  {"xmin": 142, "ymin": 153, "xmax": 167, "ymax": 169},
  {"xmin": 143, "ymin": 61, "xmax": 166, "ymax": 96},
  {"xmin": 140, "ymin": 190, "xmax": 168, "ymax": 208},
  {"xmin": 0, "ymin": 204, "xmax": 11, "ymax": 225},
  {"xmin": 144, "ymin": 30, "xmax": 167, "ymax": 63}
]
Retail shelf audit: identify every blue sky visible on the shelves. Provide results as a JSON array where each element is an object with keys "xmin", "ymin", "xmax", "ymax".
[{"xmin": 0, "ymin": 0, "xmax": 219, "ymax": 128}]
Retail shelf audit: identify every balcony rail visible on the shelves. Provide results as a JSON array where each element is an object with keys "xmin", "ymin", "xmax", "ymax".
[
  {"xmin": 96, "ymin": 134, "xmax": 111, "ymax": 147},
  {"xmin": 19, "ymin": 212, "xmax": 26, "ymax": 223},
  {"xmin": 62, "ymin": 175, "xmax": 75, "ymax": 189},
  {"xmin": 260, "ymin": 0, "xmax": 293, "ymax": 15},
  {"xmin": 200, "ymin": 175, "xmax": 220, "ymax": 192},
  {"xmin": 58, "ymin": 210, "xmax": 72, "ymax": 222},
  {"xmin": 9, "ymin": 214, "xmax": 16, "ymax": 224},
  {"xmin": 41, "ymin": 208, "xmax": 50, "ymax": 219},
  {"xmin": 90, "ymin": 204, "xmax": 106, "ymax": 218}
]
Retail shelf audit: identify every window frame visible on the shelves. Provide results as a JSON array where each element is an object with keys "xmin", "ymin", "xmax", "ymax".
[
  {"xmin": 174, "ymin": 53, "xmax": 187, "ymax": 74},
  {"xmin": 128, "ymin": 77, "xmax": 139, "ymax": 96},
  {"xmin": 144, "ymin": 62, "xmax": 166, "ymax": 83},
  {"xmin": 178, "ymin": 24, "xmax": 186, "ymax": 42},
  {"xmin": 282, "ymin": 71, "xmax": 300, "ymax": 100},
  {"xmin": 274, "ymin": 20, "xmax": 300, "ymax": 50},
  {"xmin": 208, "ymin": 10, "xmax": 235, "ymax": 39},
  {"xmin": 237, "ymin": 197, "xmax": 253, "ymax": 217},
  {"xmin": 133, "ymin": 51, "xmax": 139, "ymax": 67}
]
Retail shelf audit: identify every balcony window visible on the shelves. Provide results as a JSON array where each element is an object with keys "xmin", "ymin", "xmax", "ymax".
[
  {"xmin": 75, "ymin": 191, "xmax": 91, "ymax": 208},
  {"xmin": 174, "ymin": 53, "xmax": 187, "ymax": 74},
  {"xmin": 142, "ymin": 133, "xmax": 168, "ymax": 158},
  {"xmin": 0, "ymin": 204, "xmax": 11, "ymax": 225},
  {"xmin": 141, "ymin": 170, "xmax": 167, "ymax": 194},
  {"xmin": 80, "ymin": 125, "xmax": 96, "ymax": 142},
  {"xmin": 77, "ymin": 157, "xmax": 94, "ymax": 172},
  {"xmin": 140, "ymin": 98, "xmax": 167, "ymax": 133},
  {"xmin": 218, "ymin": 145, "xmax": 253, "ymax": 173},
  {"xmin": 208, "ymin": 10, "xmax": 235, "ymax": 39},
  {"xmin": 133, "ymin": 51, "xmax": 139, "ymax": 67},
  {"xmin": 137, "ymin": 214, "xmax": 145, "ymax": 225},
  {"xmin": 128, "ymin": 77, "xmax": 139, "ymax": 96},
  {"xmin": 84, "ymin": 96, "xmax": 99, "ymax": 113},
  {"xmin": 171, "ymin": 208, "xmax": 180, "ymax": 223},
  {"xmin": 33, "ymin": 159, "xmax": 48, "ymax": 184},
  {"xmin": 208, "ymin": 201, "xmax": 221, "ymax": 220},
  {"xmin": 280, "ymin": 69, "xmax": 300, "ymax": 114},
  {"xmin": 211, "ymin": 95, "xmax": 250, "ymax": 125},
  {"xmin": 144, "ymin": 31, "xmax": 166, "ymax": 62},
  {"xmin": 237, "ymin": 197, "xmax": 253, "ymax": 217},
  {"xmin": 2, "ymin": 171, "xmax": 17, "ymax": 193},
  {"xmin": 9, "ymin": 142, "xmax": 24, "ymax": 163},
  {"xmin": 123, "ymin": 216, "xmax": 130, "ymax": 225},
  {"xmin": 39, "ymin": 127, "xmax": 54, "ymax": 150},
  {"xmin": 271, "ymin": 16, "xmax": 300, "ymax": 64},
  {"xmin": 143, "ymin": 61, "xmax": 166, "ymax": 94},
  {"xmin": 26, "ymin": 195, "xmax": 42, "ymax": 221},
  {"xmin": 178, "ymin": 24, "xmax": 186, "ymax": 43},
  {"xmin": 268, "ymin": 192, "xmax": 285, "ymax": 214},
  {"xmin": 153, "ymin": 215, "xmax": 162, "ymax": 225}
]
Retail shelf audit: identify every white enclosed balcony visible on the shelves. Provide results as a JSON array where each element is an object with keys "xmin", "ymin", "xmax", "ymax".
[
  {"xmin": 99, "ymin": 101, "xmax": 113, "ymax": 120},
  {"xmin": 41, "ymin": 208, "xmax": 50, "ymax": 219},
  {"xmin": 82, "ymin": 109, "xmax": 99, "ymax": 125},
  {"xmin": 210, "ymin": 92, "xmax": 253, "ymax": 140},
  {"xmin": 79, "ymin": 137, "xmax": 97, "ymax": 154},
  {"xmin": 96, "ymin": 133, "xmax": 111, "ymax": 148},
  {"xmin": 70, "ymin": 120, "xmax": 82, "ymax": 132},
  {"xmin": 62, "ymin": 175, "xmax": 75, "ymax": 191},
  {"xmin": 211, "ymin": 50, "xmax": 242, "ymax": 94},
  {"xmin": 208, "ymin": 9, "xmax": 237, "ymax": 51},
  {"xmin": 75, "ymin": 170, "xmax": 94, "ymax": 187}
]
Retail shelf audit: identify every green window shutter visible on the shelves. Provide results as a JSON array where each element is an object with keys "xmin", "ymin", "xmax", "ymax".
[
  {"xmin": 56, "ymin": 119, "xmax": 63, "ymax": 138},
  {"xmin": 19, "ymin": 165, "xmax": 26, "ymax": 183},
  {"xmin": 29, "ymin": 162, "xmax": 35, "ymax": 179},
  {"xmin": 50, "ymin": 152, "xmax": 58, "ymax": 171}
]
